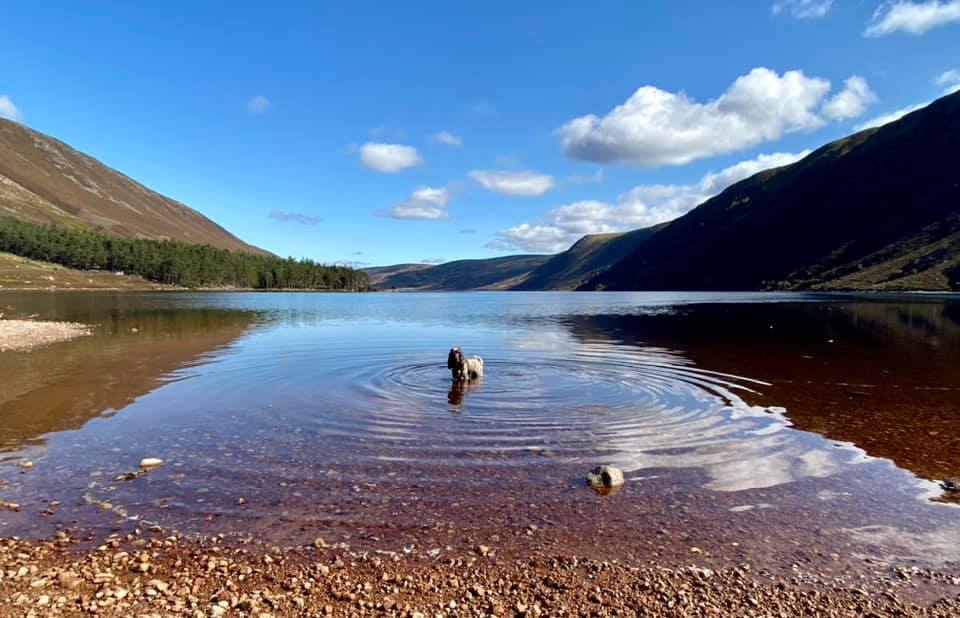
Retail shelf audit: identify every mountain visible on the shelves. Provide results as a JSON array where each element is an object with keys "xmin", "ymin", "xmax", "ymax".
[
  {"xmin": 586, "ymin": 91, "xmax": 960, "ymax": 291},
  {"xmin": 368, "ymin": 255, "xmax": 550, "ymax": 290},
  {"xmin": 513, "ymin": 225, "xmax": 664, "ymax": 291},
  {"xmin": 365, "ymin": 263, "xmax": 434, "ymax": 287},
  {"xmin": 368, "ymin": 224, "xmax": 664, "ymax": 291},
  {"xmin": 0, "ymin": 119, "xmax": 267, "ymax": 255}
]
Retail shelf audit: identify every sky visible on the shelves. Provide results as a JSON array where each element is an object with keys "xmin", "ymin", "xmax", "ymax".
[{"xmin": 1, "ymin": 1, "xmax": 959, "ymax": 267}]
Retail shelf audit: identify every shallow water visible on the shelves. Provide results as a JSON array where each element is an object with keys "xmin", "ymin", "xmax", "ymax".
[{"xmin": 1, "ymin": 291, "xmax": 959, "ymax": 570}]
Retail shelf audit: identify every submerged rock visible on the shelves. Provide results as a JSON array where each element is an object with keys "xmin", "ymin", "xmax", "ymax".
[{"xmin": 586, "ymin": 465, "xmax": 625, "ymax": 493}]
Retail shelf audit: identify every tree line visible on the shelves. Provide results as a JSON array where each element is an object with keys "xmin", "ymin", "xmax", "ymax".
[{"xmin": 0, "ymin": 217, "xmax": 369, "ymax": 290}]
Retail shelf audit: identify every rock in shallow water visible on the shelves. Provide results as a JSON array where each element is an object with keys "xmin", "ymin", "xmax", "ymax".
[
  {"xmin": 586, "ymin": 465, "xmax": 624, "ymax": 491},
  {"xmin": 139, "ymin": 458, "xmax": 164, "ymax": 469}
]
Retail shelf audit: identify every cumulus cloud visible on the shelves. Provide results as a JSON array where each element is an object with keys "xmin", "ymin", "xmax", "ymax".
[
  {"xmin": 855, "ymin": 102, "xmax": 929, "ymax": 130},
  {"xmin": 488, "ymin": 151, "xmax": 809, "ymax": 253},
  {"xmin": 268, "ymin": 210, "xmax": 323, "ymax": 225},
  {"xmin": 772, "ymin": 0, "xmax": 834, "ymax": 18},
  {"xmin": 865, "ymin": 1, "xmax": 960, "ymax": 36},
  {"xmin": 359, "ymin": 142, "xmax": 423, "ymax": 173},
  {"xmin": 822, "ymin": 76, "xmax": 878, "ymax": 120},
  {"xmin": 558, "ymin": 68, "xmax": 871, "ymax": 168},
  {"xmin": 935, "ymin": 69, "xmax": 960, "ymax": 93},
  {"xmin": 469, "ymin": 169, "xmax": 556, "ymax": 197},
  {"xmin": 246, "ymin": 95, "xmax": 271, "ymax": 113},
  {"xmin": 0, "ymin": 95, "xmax": 22, "ymax": 121},
  {"xmin": 429, "ymin": 130, "xmax": 463, "ymax": 146},
  {"xmin": 387, "ymin": 186, "xmax": 451, "ymax": 220}
]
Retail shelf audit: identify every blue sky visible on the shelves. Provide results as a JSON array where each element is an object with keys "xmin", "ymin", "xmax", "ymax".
[{"xmin": 1, "ymin": 1, "xmax": 958, "ymax": 267}]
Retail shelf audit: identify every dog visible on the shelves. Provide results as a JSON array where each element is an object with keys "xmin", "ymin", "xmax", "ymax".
[{"xmin": 447, "ymin": 346, "xmax": 483, "ymax": 383}]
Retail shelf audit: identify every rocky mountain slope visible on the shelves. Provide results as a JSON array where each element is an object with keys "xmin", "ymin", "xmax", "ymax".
[{"xmin": 586, "ymin": 91, "xmax": 960, "ymax": 291}]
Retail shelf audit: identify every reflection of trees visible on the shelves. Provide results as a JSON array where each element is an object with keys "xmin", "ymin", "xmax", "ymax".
[
  {"xmin": 0, "ymin": 308, "xmax": 258, "ymax": 451},
  {"xmin": 558, "ymin": 299, "xmax": 960, "ymax": 482}
]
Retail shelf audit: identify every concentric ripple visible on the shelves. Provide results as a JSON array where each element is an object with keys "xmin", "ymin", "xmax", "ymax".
[{"xmin": 11, "ymin": 324, "xmax": 870, "ymax": 539}]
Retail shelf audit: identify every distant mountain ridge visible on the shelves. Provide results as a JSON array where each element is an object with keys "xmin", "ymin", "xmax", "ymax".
[
  {"xmin": 366, "ymin": 226, "xmax": 661, "ymax": 291},
  {"xmin": 0, "ymin": 119, "xmax": 267, "ymax": 255}
]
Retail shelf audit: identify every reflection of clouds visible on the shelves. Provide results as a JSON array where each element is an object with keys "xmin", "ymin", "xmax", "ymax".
[
  {"xmin": 599, "ymin": 394, "xmax": 872, "ymax": 492},
  {"xmin": 844, "ymin": 523, "xmax": 960, "ymax": 566},
  {"xmin": 508, "ymin": 328, "xmax": 578, "ymax": 353}
]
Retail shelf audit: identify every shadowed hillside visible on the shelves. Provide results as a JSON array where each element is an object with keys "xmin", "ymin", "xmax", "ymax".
[
  {"xmin": 586, "ymin": 91, "xmax": 960, "ymax": 291},
  {"xmin": 0, "ymin": 119, "xmax": 267, "ymax": 255},
  {"xmin": 514, "ymin": 225, "xmax": 664, "ymax": 290}
]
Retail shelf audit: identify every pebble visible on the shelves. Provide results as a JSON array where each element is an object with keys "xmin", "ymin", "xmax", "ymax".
[
  {"xmin": 586, "ymin": 465, "xmax": 625, "ymax": 489},
  {"xmin": 139, "ymin": 458, "xmax": 164, "ymax": 469}
]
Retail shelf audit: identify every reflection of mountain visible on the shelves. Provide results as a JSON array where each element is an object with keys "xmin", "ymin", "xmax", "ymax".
[
  {"xmin": 0, "ymin": 308, "xmax": 257, "ymax": 451},
  {"xmin": 558, "ymin": 299, "xmax": 960, "ymax": 482}
]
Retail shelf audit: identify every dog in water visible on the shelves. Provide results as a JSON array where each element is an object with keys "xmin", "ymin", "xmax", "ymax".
[{"xmin": 447, "ymin": 346, "xmax": 483, "ymax": 383}]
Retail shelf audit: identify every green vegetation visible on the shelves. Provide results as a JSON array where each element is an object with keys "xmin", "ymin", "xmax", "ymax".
[{"xmin": 0, "ymin": 217, "xmax": 369, "ymax": 290}]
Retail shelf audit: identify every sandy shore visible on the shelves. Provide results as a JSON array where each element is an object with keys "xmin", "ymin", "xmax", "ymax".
[
  {"xmin": 0, "ymin": 319, "xmax": 91, "ymax": 352},
  {"xmin": 1, "ymin": 533, "xmax": 958, "ymax": 617}
]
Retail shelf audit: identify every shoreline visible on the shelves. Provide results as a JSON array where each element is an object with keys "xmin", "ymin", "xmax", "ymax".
[
  {"xmin": 2, "ymin": 533, "xmax": 959, "ymax": 617},
  {"xmin": 0, "ymin": 319, "xmax": 91, "ymax": 352}
]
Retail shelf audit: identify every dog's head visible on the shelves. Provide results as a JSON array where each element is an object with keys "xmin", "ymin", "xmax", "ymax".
[{"xmin": 447, "ymin": 346, "xmax": 464, "ymax": 370}]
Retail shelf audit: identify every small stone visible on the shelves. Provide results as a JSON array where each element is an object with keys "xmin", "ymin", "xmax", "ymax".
[
  {"xmin": 586, "ymin": 465, "xmax": 625, "ymax": 490},
  {"xmin": 19, "ymin": 460, "xmax": 33, "ymax": 470},
  {"xmin": 139, "ymin": 458, "xmax": 164, "ymax": 469},
  {"xmin": 312, "ymin": 537, "xmax": 326, "ymax": 549},
  {"xmin": 476, "ymin": 545, "xmax": 491, "ymax": 556},
  {"xmin": 236, "ymin": 497, "xmax": 247, "ymax": 505},
  {"xmin": 690, "ymin": 546, "xmax": 703, "ymax": 554}
]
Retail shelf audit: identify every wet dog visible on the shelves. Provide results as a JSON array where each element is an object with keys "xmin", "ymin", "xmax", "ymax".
[{"xmin": 447, "ymin": 346, "xmax": 483, "ymax": 383}]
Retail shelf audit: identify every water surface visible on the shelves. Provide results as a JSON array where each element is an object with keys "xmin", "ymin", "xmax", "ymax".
[{"xmin": 2, "ymin": 291, "xmax": 959, "ymax": 572}]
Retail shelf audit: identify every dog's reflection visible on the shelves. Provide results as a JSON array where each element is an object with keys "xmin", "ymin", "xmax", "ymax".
[{"xmin": 448, "ymin": 376, "xmax": 482, "ymax": 407}]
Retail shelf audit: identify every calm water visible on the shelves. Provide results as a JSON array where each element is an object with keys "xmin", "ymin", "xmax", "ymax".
[{"xmin": 2, "ymin": 291, "xmax": 960, "ymax": 570}]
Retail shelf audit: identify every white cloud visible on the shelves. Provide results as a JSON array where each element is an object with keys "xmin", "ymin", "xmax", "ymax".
[
  {"xmin": 246, "ymin": 95, "xmax": 271, "ymax": 113},
  {"xmin": 0, "ymin": 95, "xmax": 22, "ymax": 121},
  {"xmin": 469, "ymin": 169, "xmax": 556, "ymax": 197},
  {"xmin": 359, "ymin": 142, "xmax": 423, "ymax": 173},
  {"xmin": 772, "ymin": 0, "xmax": 834, "ymax": 18},
  {"xmin": 559, "ymin": 68, "xmax": 862, "ymax": 168},
  {"xmin": 421, "ymin": 258, "xmax": 446, "ymax": 264},
  {"xmin": 429, "ymin": 130, "xmax": 463, "ymax": 147},
  {"xmin": 488, "ymin": 151, "xmax": 809, "ymax": 253},
  {"xmin": 387, "ymin": 186, "xmax": 451, "ymax": 220},
  {"xmin": 855, "ymin": 102, "xmax": 929, "ymax": 130},
  {"xmin": 935, "ymin": 69, "xmax": 960, "ymax": 93},
  {"xmin": 470, "ymin": 101, "xmax": 496, "ymax": 115},
  {"xmin": 565, "ymin": 170, "xmax": 605, "ymax": 185},
  {"xmin": 865, "ymin": 0, "xmax": 960, "ymax": 36},
  {"xmin": 268, "ymin": 210, "xmax": 323, "ymax": 226},
  {"xmin": 822, "ymin": 76, "xmax": 878, "ymax": 120}
]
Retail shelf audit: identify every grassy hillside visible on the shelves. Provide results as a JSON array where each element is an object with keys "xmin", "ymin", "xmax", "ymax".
[
  {"xmin": 0, "ymin": 251, "xmax": 170, "ymax": 290},
  {"xmin": 368, "ymin": 255, "xmax": 550, "ymax": 290},
  {"xmin": 586, "ymin": 91, "xmax": 960, "ymax": 291},
  {"xmin": 0, "ymin": 119, "xmax": 267, "ymax": 255}
]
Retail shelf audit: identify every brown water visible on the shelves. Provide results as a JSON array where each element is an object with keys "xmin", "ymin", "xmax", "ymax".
[{"xmin": 1, "ymin": 291, "xmax": 959, "ymax": 574}]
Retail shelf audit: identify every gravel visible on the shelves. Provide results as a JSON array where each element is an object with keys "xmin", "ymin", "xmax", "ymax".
[
  {"xmin": 0, "ymin": 319, "xmax": 91, "ymax": 352},
  {"xmin": 1, "ymin": 532, "xmax": 958, "ymax": 617}
]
